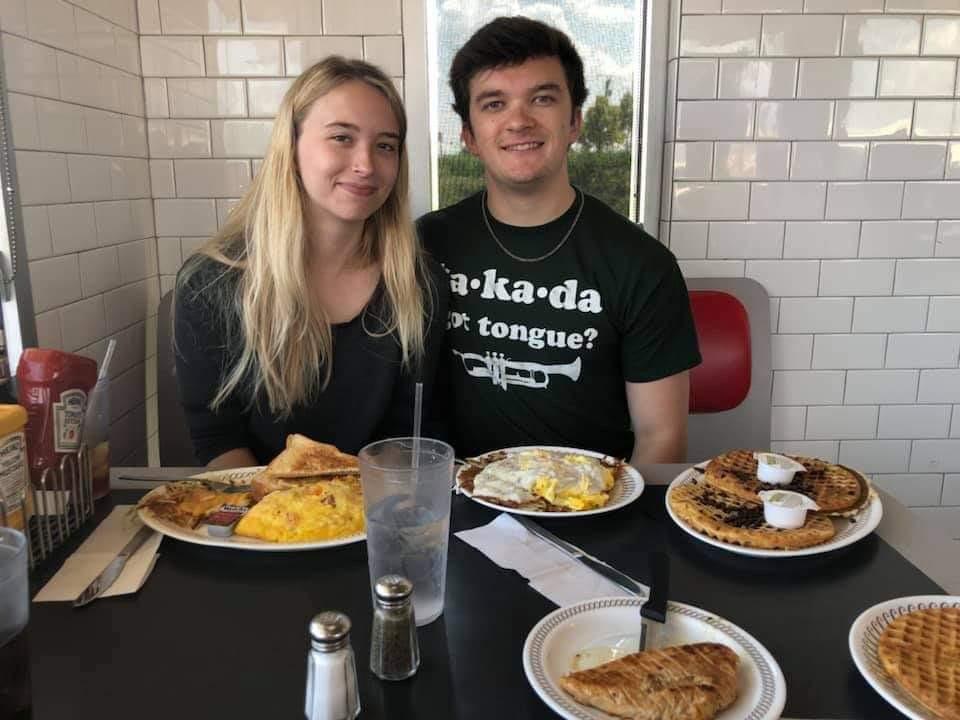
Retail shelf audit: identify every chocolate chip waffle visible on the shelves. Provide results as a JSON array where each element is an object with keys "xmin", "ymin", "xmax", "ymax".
[
  {"xmin": 703, "ymin": 449, "xmax": 869, "ymax": 515},
  {"xmin": 878, "ymin": 607, "xmax": 960, "ymax": 720},
  {"xmin": 668, "ymin": 480, "xmax": 835, "ymax": 550}
]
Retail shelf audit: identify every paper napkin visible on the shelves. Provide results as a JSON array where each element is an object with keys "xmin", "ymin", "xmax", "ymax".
[
  {"xmin": 455, "ymin": 513, "xmax": 643, "ymax": 607},
  {"xmin": 34, "ymin": 506, "xmax": 162, "ymax": 602}
]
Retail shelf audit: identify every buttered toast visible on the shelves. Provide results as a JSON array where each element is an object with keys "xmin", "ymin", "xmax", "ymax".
[{"xmin": 265, "ymin": 434, "xmax": 360, "ymax": 478}]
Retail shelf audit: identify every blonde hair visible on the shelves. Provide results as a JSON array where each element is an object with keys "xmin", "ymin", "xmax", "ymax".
[{"xmin": 178, "ymin": 56, "xmax": 430, "ymax": 417}]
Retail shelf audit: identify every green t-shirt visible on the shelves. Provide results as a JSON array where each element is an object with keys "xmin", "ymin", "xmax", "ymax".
[{"xmin": 419, "ymin": 190, "xmax": 701, "ymax": 459}]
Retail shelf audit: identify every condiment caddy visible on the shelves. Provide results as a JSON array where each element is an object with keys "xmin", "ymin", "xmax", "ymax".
[{"xmin": 0, "ymin": 444, "xmax": 96, "ymax": 569}]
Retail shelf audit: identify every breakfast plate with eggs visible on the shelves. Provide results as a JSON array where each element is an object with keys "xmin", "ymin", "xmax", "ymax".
[
  {"xmin": 455, "ymin": 446, "xmax": 643, "ymax": 517},
  {"xmin": 138, "ymin": 435, "xmax": 367, "ymax": 551},
  {"xmin": 137, "ymin": 466, "xmax": 367, "ymax": 552}
]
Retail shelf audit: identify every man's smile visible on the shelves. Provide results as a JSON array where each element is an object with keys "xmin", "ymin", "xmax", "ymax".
[{"xmin": 502, "ymin": 141, "xmax": 544, "ymax": 152}]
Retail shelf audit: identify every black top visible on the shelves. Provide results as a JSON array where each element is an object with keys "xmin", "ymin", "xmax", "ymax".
[
  {"xmin": 418, "ymin": 190, "xmax": 701, "ymax": 459},
  {"xmin": 174, "ymin": 257, "xmax": 449, "ymax": 464}
]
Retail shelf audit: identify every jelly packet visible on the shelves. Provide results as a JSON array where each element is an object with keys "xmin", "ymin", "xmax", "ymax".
[{"xmin": 204, "ymin": 504, "xmax": 249, "ymax": 537}]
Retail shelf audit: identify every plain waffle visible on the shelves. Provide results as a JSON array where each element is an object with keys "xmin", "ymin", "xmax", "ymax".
[
  {"xmin": 559, "ymin": 642, "xmax": 739, "ymax": 720},
  {"xmin": 669, "ymin": 481, "xmax": 835, "ymax": 550},
  {"xmin": 703, "ymin": 449, "xmax": 868, "ymax": 515},
  {"xmin": 878, "ymin": 607, "xmax": 960, "ymax": 720}
]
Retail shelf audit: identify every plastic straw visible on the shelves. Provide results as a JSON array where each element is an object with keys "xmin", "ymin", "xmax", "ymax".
[
  {"xmin": 412, "ymin": 381, "xmax": 423, "ymax": 472},
  {"xmin": 98, "ymin": 338, "xmax": 117, "ymax": 381}
]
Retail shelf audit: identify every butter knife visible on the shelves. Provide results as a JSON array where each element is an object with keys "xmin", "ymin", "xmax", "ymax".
[
  {"xmin": 512, "ymin": 516, "xmax": 647, "ymax": 597},
  {"xmin": 639, "ymin": 551, "xmax": 669, "ymax": 651},
  {"xmin": 73, "ymin": 526, "xmax": 154, "ymax": 608}
]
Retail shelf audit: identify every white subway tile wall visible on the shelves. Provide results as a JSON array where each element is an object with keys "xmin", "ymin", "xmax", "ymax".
[
  {"xmin": 4, "ymin": 0, "xmax": 152, "ymax": 464},
  {"xmin": 136, "ymin": 0, "xmax": 405, "ymax": 462},
  {"xmin": 668, "ymin": 0, "xmax": 960, "ymax": 505},
  {"xmin": 4, "ymin": 0, "xmax": 406, "ymax": 465},
  {"xmin": 6, "ymin": 1, "xmax": 958, "ymax": 492}
]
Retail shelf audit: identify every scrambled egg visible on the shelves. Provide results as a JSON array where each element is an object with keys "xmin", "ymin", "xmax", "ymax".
[
  {"xmin": 234, "ymin": 476, "xmax": 365, "ymax": 542},
  {"xmin": 473, "ymin": 450, "xmax": 615, "ymax": 511}
]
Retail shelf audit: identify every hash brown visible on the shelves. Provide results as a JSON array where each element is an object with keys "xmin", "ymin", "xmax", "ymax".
[
  {"xmin": 137, "ymin": 481, "xmax": 253, "ymax": 529},
  {"xmin": 459, "ymin": 448, "xmax": 624, "ymax": 513}
]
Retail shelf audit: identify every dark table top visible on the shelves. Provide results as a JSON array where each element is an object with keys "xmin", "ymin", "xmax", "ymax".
[{"xmin": 29, "ymin": 486, "xmax": 944, "ymax": 720}]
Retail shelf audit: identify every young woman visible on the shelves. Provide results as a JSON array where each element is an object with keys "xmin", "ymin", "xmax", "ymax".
[{"xmin": 175, "ymin": 57, "xmax": 447, "ymax": 469}]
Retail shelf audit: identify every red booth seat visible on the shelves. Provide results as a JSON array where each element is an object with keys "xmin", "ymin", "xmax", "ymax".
[{"xmin": 688, "ymin": 290, "xmax": 752, "ymax": 414}]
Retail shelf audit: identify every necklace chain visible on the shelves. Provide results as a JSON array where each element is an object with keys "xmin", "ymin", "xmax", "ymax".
[{"xmin": 481, "ymin": 187, "xmax": 584, "ymax": 263}]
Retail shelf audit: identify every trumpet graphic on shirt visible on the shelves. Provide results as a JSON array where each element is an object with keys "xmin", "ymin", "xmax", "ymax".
[{"xmin": 452, "ymin": 350, "xmax": 582, "ymax": 390}]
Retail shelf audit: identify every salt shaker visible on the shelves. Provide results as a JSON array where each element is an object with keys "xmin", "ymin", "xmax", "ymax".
[
  {"xmin": 305, "ymin": 611, "xmax": 361, "ymax": 720},
  {"xmin": 370, "ymin": 575, "xmax": 420, "ymax": 680}
]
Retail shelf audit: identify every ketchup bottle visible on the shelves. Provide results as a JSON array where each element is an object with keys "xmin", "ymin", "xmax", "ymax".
[{"xmin": 16, "ymin": 349, "xmax": 98, "ymax": 490}]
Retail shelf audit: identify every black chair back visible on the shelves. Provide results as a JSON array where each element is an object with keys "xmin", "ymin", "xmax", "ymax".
[{"xmin": 157, "ymin": 291, "xmax": 201, "ymax": 466}]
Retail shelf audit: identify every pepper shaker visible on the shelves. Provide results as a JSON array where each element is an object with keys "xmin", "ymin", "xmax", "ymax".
[
  {"xmin": 305, "ymin": 611, "xmax": 361, "ymax": 720},
  {"xmin": 370, "ymin": 575, "xmax": 420, "ymax": 680}
]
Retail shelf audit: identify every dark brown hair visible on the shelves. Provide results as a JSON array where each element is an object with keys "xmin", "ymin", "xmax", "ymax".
[{"xmin": 449, "ymin": 16, "xmax": 587, "ymax": 127}]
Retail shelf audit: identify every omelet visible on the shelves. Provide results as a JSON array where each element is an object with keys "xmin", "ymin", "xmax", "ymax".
[
  {"xmin": 234, "ymin": 476, "xmax": 365, "ymax": 542},
  {"xmin": 472, "ymin": 450, "xmax": 615, "ymax": 511}
]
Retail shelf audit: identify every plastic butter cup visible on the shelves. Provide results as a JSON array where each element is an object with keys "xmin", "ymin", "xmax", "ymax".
[
  {"xmin": 757, "ymin": 490, "xmax": 820, "ymax": 529},
  {"xmin": 754, "ymin": 452, "xmax": 806, "ymax": 485}
]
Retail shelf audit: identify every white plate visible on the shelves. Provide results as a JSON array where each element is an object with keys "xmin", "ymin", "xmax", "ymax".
[
  {"xmin": 849, "ymin": 595, "xmax": 960, "ymax": 720},
  {"xmin": 137, "ymin": 467, "xmax": 366, "ymax": 552},
  {"xmin": 523, "ymin": 596, "xmax": 786, "ymax": 720},
  {"xmin": 455, "ymin": 445, "xmax": 643, "ymax": 518},
  {"xmin": 664, "ymin": 465, "xmax": 883, "ymax": 558}
]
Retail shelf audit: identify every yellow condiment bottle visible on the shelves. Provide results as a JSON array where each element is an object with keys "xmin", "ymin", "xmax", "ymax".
[{"xmin": 0, "ymin": 405, "xmax": 29, "ymax": 530}]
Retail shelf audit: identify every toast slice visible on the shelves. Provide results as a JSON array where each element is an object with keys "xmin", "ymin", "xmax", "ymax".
[
  {"xmin": 559, "ymin": 642, "xmax": 739, "ymax": 720},
  {"xmin": 250, "ymin": 471, "xmax": 359, "ymax": 502},
  {"xmin": 265, "ymin": 434, "xmax": 359, "ymax": 478}
]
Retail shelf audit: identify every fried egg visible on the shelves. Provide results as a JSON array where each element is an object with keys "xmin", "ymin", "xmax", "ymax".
[{"xmin": 472, "ymin": 450, "xmax": 615, "ymax": 511}]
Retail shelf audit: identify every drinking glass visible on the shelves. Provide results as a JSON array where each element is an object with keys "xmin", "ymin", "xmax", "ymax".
[
  {"xmin": 0, "ymin": 527, "xmax": 30, "ymax": 719},
  {"xmin": 359, "ymin": 438, "xmax": 454, "ymax": 626}
]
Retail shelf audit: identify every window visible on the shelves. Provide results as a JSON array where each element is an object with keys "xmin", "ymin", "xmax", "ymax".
[{"xmin": 425, "ymin": 0, "xmax": 647, "ymax": 221}]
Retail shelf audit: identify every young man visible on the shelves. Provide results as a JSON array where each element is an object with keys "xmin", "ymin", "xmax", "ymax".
[{"xmin": 419, "ymin": 16, "xmax": 701, "ymax": 464}]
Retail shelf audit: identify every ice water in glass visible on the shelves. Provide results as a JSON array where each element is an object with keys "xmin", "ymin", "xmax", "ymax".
[
  {"xmin": 359, "ymin": 438, "xmax": 454, "ymax": 626},
  {"xmin": 0, "ymin": 528, "xmax": 30, "ymax": 719}
]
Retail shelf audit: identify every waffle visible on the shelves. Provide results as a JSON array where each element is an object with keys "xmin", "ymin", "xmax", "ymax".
[
  {"xmin": 878, "ymin": 607, "xmax": 960, "ymax": 720},
  {"xmin": 703, "ymin": 449, "xmax": 868, "ymax": 515},
  {"xmin": 669, "ymin": 481, "xmax": 835, "ymax": 550}
]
